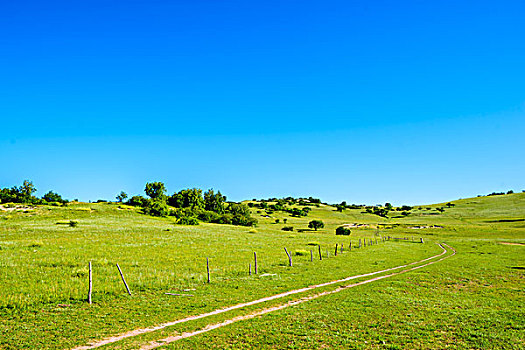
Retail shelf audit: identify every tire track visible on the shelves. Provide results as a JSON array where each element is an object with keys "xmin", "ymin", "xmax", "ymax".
[
  {"xmin": 73, "ymin": 243, "xmax": 453, "ymax": 350},
  {"xmin": 142, "ymin": 243, "xmax": 455, "ymax": 349}
]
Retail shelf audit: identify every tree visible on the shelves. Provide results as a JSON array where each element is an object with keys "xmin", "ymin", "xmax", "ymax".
[
  {"xmin": 43, "ymin": 191, "xmax": 65, "ymax": 203},
  {"xmin": 127, "ymin": 195, "xmax": 148, "ymax": 207},
  {"xmin": 204, "ymin": 189, "xmax": 226, "ymax": 213},
  {"xmin": 116, "ymin": 191, "xmax": 128, "ymax": 203},
  {"xmin": 145, "ymin": 182, "xmax": 167, "ymax": 201},
  {"xmin": 308, "ymin": 220, "xmax": 324, "ymax": 231},
  {"xmin": 168, "ymin": 188, "xmax": 204, "ymax": 210},
  {"xmin": 385, "ymin": 202, "xmax": 393, "ymax": 211}
]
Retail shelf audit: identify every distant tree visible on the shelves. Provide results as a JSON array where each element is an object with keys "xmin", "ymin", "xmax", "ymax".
[
  {"xmin": 275, "ymin": 219, "xmax": 280, "ymax": 224},
  {"xmin": 43, "ymin": 191, "xmax": 65, "ymax": 203},
  {"xmin": 0, "ymin": 180, "xmax": 38, "ymax": 204},
  {"xmin": 145, "ymin": 182, "xmax": 167, "ymax": 201},
  {"xmin": 283, "ymin": 218, "xmax": 288, "ymax": 224},
  {"xmin": 436, "ymin": 207, "xmax": 445, "ymax": 213},
  {"xmin": 308, "ymin": 220, "xmax": 324, "ymax": 231},
  {"xmin": 507, "ymin": 190, "xmax": 514, "ymax": 194},
  {"xmin": 204, "ymin": 189, "xmax": 226, "ymax": 213},
  {"xmin": 335, "ymin": 204, "xmax": 345, "ymax": 212},
  {"xmin": 127, "ymin": 195, "xmax": 148, "ymax": 207},
  {"xmin": 168, "ymin": 188, "xmax": 204, "ymax": 210},
  {"xmin": 385, "ymin": 202, "xmax": 393, "ymax": 211},
  {"xmin": 116, "ymin": 191, "xmax": 128, "ymax": 203},
  {"xmin": 445, "ymin": 202, "xmax": 455, "ymax": 208}
]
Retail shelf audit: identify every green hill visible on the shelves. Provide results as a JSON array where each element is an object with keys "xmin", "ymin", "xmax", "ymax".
[{"xmin": 0, "ymin": 192, "xmax": 523, "ymax": 349}]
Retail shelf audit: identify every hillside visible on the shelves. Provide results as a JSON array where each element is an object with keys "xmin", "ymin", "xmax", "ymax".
[{"xmin": 0, "ymin": 192, "xmax": 523, "ymax": 349}]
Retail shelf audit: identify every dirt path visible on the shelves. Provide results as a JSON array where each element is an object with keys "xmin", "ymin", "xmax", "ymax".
[
  {"xmin": 141, "ymin": 243, "xmax": 456, "ymax": 349},
  {"xmin": 499, "ymin": 242, "xmax": 525, "ymax": 246},
  {"xmin": 73, "ymin": 243, "xmax": 453, "ymax": 350}
]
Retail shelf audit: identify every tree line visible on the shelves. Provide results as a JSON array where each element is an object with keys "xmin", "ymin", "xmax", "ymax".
[
  {"xmin": 0, "ymin": 180, "xmax": 68, "ymax": 205},
  {"xmin": 123, "ymin": 182, "xmax": 257, "ymax": 227}
]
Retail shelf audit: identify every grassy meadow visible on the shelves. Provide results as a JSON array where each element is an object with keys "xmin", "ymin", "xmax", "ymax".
[{"xmin": 0, "ymin": 193, "xmax": 524, "ymax": 349}]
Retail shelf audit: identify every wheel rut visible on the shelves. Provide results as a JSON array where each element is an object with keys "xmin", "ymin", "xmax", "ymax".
[{"xmin": 72, "ymin": 243, "xmax": 455, "ymax": 350}]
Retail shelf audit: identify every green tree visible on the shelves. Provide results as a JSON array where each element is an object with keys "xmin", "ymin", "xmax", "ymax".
[
  {"xmin": 43, "ymin": 191, "xmax": 65, "ymax": 203},
  {"xmin": 116, "ymin": 191, "xmax": 128, "ymax": 203},
  {"xmin": 308, "ymin": 220, "xmax": 324, "ymax": 231},
  {"xmin": 145, "ymin": 182, "xmax": 167, "ymax": 201},
  {"xmin": 204, "ymin": 189, "xmax": 226, "ymax": 213}
]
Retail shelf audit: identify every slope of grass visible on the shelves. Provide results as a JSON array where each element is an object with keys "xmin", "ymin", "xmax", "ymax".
[{"xmin": 0, "ymin": 193, "xmax": 523, "ymax": 349}]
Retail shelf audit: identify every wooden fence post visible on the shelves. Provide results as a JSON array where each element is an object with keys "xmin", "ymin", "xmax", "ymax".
[
  {"xmin": 318, "ymin": 245, "xmax": 322, "ymax": 260},
  {"xmin": 310, "ymin": 250, "xmax": 313, "ymax": 262},
  {"xmin": 206, "ymin": 257, "xmax": 210, "ymax": 283},
  {"xmin": 116, "ymin": 263, "xmax": 132, "ymax": 296},
  {"xmin": 284, "ymin": 247, "xmax": 292, "ymax": 267},
  {"xmin": 335, "ymin": 244, "xmax": 338, "ymax": 256},
  {"xmin": 340, "ymin": 243, "xmax": 344, "ymax": 253},
  {"xmin": 254, "ymin": 252, "xmax": 258, "ymax": 274},
  {"xmin": 249, "ymin": 263, "xmax": 251, "ymax": 275},
  {"xmin": 349, "ymin": 241, "xmax": 352, "ymax": 251},
  {"xmin": 88, "ymin": 261, "xmax": 92, "ymax": 304}
]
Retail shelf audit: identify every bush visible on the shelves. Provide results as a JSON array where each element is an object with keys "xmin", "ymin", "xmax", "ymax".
[
  {"xmin": 69, "ymin": 220, "xmax": 79, "ymax": 227},
  {"xmin": 307, "ymin": 241, "xmax": 320, "ymax": 246},
  {"xmin": 281, "ymin": 226, "xmax": 294, "ymax": 231},
  {"xmin": 197, "ymin": 210, "xmax": 221, "ymax": 223},
  {"xmin": 177, "ymin": 216, "xmax": 199, "ymax": 225},
  {"xmin": 335, "ymin": 226, "xmax": 351, "ymax": 235},
  {"xmin": 127, "ymin": 196, "xmax": 148, "ymax": 207},
  {"xmin": 143, "ymin": 201, "xmax": 169, "ymax": 217},
  {"xmin": 231, "ymin": 215, "xmax": 258, "ymax": 227}
]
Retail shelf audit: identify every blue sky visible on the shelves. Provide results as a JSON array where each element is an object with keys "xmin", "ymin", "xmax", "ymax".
[{"xmin": 1, "ymin": 0, "xmax": 524, "ymax": 205}]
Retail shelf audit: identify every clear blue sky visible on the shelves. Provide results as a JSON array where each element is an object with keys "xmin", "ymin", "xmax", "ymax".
[{"xmin": 1, "ymin": 0, "xmax": 524, "ymax": 205}]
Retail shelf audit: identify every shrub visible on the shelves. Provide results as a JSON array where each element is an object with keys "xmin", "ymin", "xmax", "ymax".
[
  {"xmin": 177, "ymin": 216, "xmax": 199, "ymax": 225},
  {"xmin": 335, "ymin": 226, "xmax": 351, "ymax": 235},
  {"xmin": 143, "ymin": 201, "xmax": 169, "ymax": 217},
  {"xmin": 307, "ymin": 241, "xmax": 320, "ymax": 246},
  {"xmin": 196, "ymin": 210, "xmax": 221, "ymax": 223},
  {"xmin": 232, "ymin": 215, "xmax": 257, "ymax": 227},
  {"xmin": 281, "ymin": 226, "xmax": 294, "ymax": 231},
  {"xmin": 127, "ymin": 196, "xmax": 148, "ymax": 207},
  {"xmin": 69, "ymin": 220, "xmax": 79, "ymax": 227}
]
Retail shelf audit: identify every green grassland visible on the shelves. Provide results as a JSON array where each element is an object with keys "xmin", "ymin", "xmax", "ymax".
[{"xmin": 0, "ymin": 193, "xmax": 524, "ymax": 349}]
